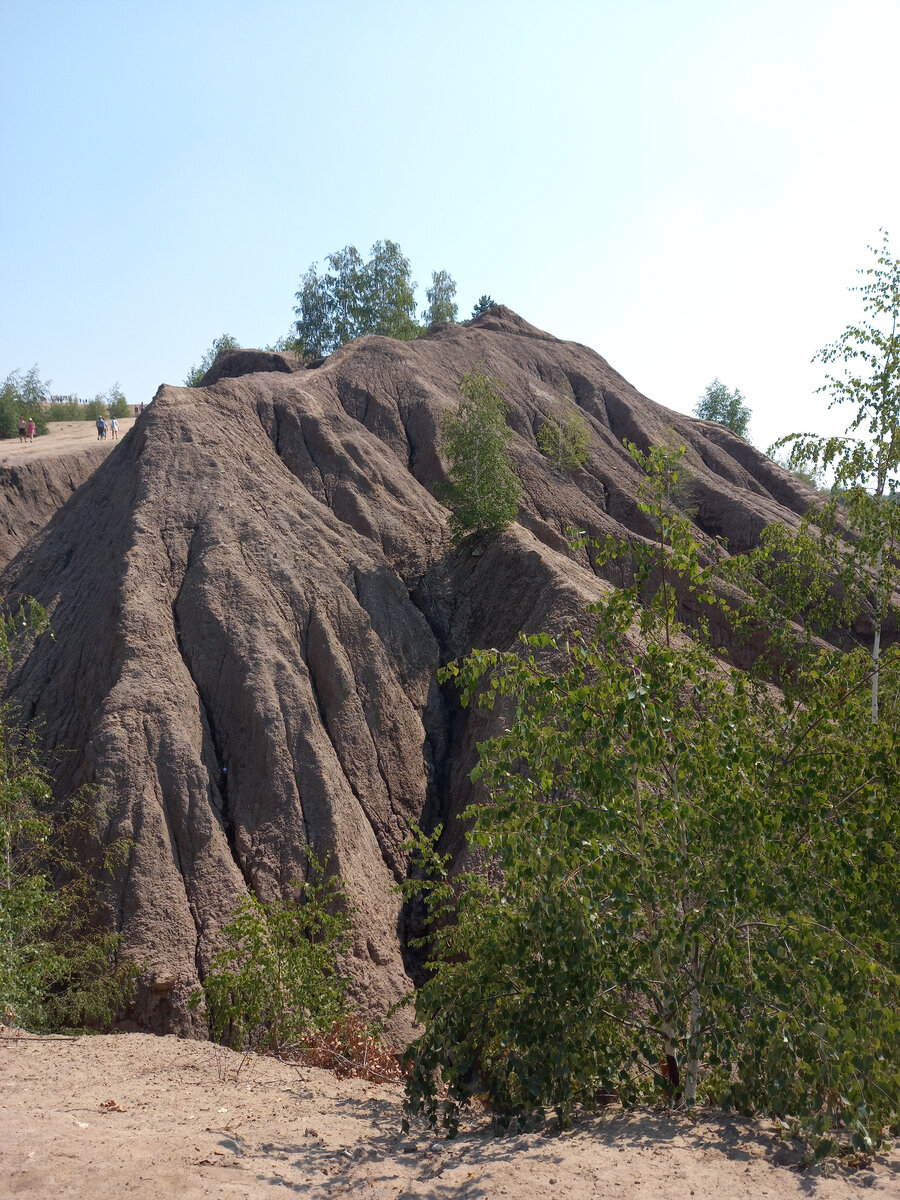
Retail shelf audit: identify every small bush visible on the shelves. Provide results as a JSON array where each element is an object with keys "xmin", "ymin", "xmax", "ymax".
[
  {"xmin": 0, "ymin": 602, "xmax": 137, "ymax": 1032},
  {"xmin": 44, "ymin": 401, "xmax": 88, "ymax": 422},
  {"xmin": 537, "ymin": 411, "xmax": 590, "ymax": 471},
  {"xmin": 298, "ymin": 1013, "xmax": 405, "ymax": 1082},
  {"xmin": 190, "ymin": 855, "xmax": 354, "ymax": 1053},
  {"xmin": 439, "ymin": 370, "xmax": 520, "ymax": 543}
]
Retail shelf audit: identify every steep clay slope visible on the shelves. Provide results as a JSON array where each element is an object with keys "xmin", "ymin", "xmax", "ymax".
[
  {"xmin": 0, "ymin": 309, "xmax": 817, "ymax": 1039},
  {"xmin": 0, "ymin": 447, "xmax": 110, "ymax": 568}
]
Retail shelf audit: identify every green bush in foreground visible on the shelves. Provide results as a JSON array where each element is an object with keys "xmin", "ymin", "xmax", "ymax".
[
  {"xmin": 190, "ymin": 856, "xmax": 353, "ymax": 1053},
  {"xmin": 402, "ymin": 444, "xmax": 900, "ymax": 1155},
  {"xmin": 0, "ymin": 602, "xmax": 136, "ymax": 1032}
]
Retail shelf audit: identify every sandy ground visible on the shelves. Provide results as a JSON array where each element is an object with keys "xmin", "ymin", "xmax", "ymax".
[
  {"xmin": 1, "ymin": 1033, "xmax": 897, "ymax": 1199},
  {"xmin": 0, "ymin": 419, "xmax": 137, "ymax": 465}
]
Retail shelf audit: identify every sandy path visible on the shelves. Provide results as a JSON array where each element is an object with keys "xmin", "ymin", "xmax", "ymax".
[
  {"xmin": 0, "ymin": 419, "xmax": 137, "ymax": 465},
  {"xmin": 1, "ymin": 1032, "xmax": 896, "ymax": 1198}
]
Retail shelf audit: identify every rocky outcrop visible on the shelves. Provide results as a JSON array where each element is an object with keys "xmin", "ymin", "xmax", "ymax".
[{"xmin": 0, "ymin": 309, "xmax": 818, "ymax": 1039}]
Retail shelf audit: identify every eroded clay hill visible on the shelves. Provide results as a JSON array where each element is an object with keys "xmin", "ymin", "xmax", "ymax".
[
  {"xmin": 0, "ymin": 309, "xmax": 815, "ymax": 1039},
  {"xmin": 0, "ymin": 447, "xmax": 110, "ymax": 568}
]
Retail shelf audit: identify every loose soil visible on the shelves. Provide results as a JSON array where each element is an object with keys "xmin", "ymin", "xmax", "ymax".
[{"xmin": 1, "ymin": 1031, "xmax": 897, "ymax": 1198}]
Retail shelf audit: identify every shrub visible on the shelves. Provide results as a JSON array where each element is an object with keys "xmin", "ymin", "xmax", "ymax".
[
  {"xmin": 0, "ymin": 602, "xmax": 136, "ymax": 1031},
  {"xmin": 536, "ymin": 410, "xmax": 590, "ymax": 471},
  {"xmin": 190, "ymin": 855, "xmax": 353, "ymax": 1053},
  {"xmin": 402, "ymin": 444, "xmax": 900, "ymax": 1154},
  {"xmin": 439, "ymin": 371, "xmax": 520, "ymax": 543}
]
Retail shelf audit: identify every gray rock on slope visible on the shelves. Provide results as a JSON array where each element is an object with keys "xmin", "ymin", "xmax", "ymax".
[{"xmin": 0, "ymin": 308, "xmax": 817, "ymax": 1039}]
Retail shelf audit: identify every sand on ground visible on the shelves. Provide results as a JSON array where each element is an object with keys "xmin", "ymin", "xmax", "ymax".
[
  {"xmin": 0, "ymin": 419, "xmax": 137, "ymax": 465},
  {"xmin": 1, "ymin": 1031, "xmax": 897, "ymax": 1199}
]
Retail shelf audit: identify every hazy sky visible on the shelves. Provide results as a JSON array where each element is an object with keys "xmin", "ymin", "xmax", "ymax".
[{"xmin": 2, "ymin": 0, "xmax": 898, "ymax": 452}]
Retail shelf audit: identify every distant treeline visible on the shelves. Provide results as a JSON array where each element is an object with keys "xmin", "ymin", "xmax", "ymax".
[{"xmin": 43, "ymin": 395, "xmax": 131, "ymax": 422}]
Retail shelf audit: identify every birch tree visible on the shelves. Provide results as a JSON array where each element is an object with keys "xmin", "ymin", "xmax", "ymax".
[
  {"xmin": 402, "ymin": 445, "xmax": 900, "ymax": 1154},
  {"xmin": 775, "ymin": 231, "xmax": 900, "ymax": 720},
  {"xmin": 439, "ymin": 371, "xmax": 520, "ymax": 543}
]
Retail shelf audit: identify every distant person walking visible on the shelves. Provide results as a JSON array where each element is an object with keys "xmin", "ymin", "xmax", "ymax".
[
  {"xmin": 110, "ymin": 417, "xmax": 119, "ymax": 440},
  {"xmin": 26, "ymin": 418, "xmax": 35, "ymax": 443},
  {"xmin": 17, "ymin": 418, "xmax": 26, "ymax": 444},
  {"xmin": 96, "ymin": 415, "xmax": 106, "ymax": 440}
]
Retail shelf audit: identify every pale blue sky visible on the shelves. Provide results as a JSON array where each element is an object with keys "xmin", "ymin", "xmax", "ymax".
[{"xmin": 2, "ymin": 0, "xmax": 898, "ymax": 451}]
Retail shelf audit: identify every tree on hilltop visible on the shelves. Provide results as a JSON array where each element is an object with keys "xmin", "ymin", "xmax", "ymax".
[
  {"xmin": 185, "ymin": 334, "xmax": 241, "ymax": 387},
  {"xmin": 423, "ymin": 269, "xmax": 458, "ymax": 325},
  {"xmin": 471, "ymin": 294, "xmax": 495, "ymax": 319},
  {"xmin": 294, "ymin": 240, "xmax": 421, "ymax": 356}
]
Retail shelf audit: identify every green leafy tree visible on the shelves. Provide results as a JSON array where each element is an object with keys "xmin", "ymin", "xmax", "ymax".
[
  {"xmin": 0, "ymin": 601, "xmax": 136, "ymax": 1031},
  {"xmin": 774, "ymin": 232, "xmax": 900, "ymax": 721},
  {"xmin": 366, "ymin": 239, "xmax": 420, "ymax": 341},
  {"xmin": 266, "ymin": 330, "xmax": 306, "ymax": 355},
  {"xmin": 537, "ymin": 409, "xmax": 590, "ymax": 471},
  {"xmin": 439, "ymin": 371, "xmax": 520, "ymax": 543},
  {"xmin": 471, "ymin": 295, "xmax": 495, "ymax": 318},
  {"xmin": 185, "ymin": 333, "xmax": 241, "ymax": 387},
  {"xmin": 105, "ymin": 384, "xmax": 129, "ymax": 418},
  {"xmin": 694, "ymin": 378, "xmax": 751, "ymax": 439},
  {"xmin": 190, "ymin": 856, "xmax": 352, "ymax": 1052},
  {"xmin": 423, "ymin": 269, "xmax": 458, "ymax": 325},
  {"xmin": 82, "ymin": 397, "xmax": 109, "ymax": 421},
  {"xmin": 44, "ymin": 399, "xmax": 88, "ymax": 422},
  {"xmin": 294, "ymin": 240, "xmax": 421, "ymax": 356},
  {"xmin": 402, "ymin": 445, "xmax": 900, "ymax": 1154},
  {"xmin": 0, "ymin": 367, "xmax": 50, "ymax": 438}
]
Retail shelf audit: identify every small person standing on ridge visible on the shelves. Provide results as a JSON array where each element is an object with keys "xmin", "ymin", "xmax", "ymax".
[
  {"xmin": 110, "ymin": 417, "xmax": 119, "ymax": 441},
  {"xmin": 17, "ymin": 417, "xmax": 26, "ymax": 444},
  {"xmin": 26, "ymin": 417, "xmax": 35, "ymax": 443}
]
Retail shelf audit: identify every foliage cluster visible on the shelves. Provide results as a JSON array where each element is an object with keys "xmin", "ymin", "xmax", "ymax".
[
  {"xmin": 0, "ymin": 602, "xmax": 136, "ymax": 1032},
  {"xmin": 0, "ymin": 368, "xmax": 50, "ymax": 438},
  {"xmin": 694, "ymin": 378, "xmax": 751, "ymax": 439},
  {"xmin": 537, "ymin": 407, "xmax": 590, "ymax": 471},
  {"xmin": 190, "ymin": 856, "xmax": 353, "ymax": 1054},
  {"xmin": 774, "ymin": 230, "xmax": 900, "ymax": 721},
  {"xmin": 297, "ymin": 1012, "xmax": 406, "ymax": 1082},
  {"xmin": 185, "ymin": 333, "xmax": 241, "ymax": 387},
  {"xmin": 423, "ymin": 269, "xmax": 458, "ymax": 326},
  {"xmin": 295, "ymin": 241, "xmax": 437, "ymax": 356},
  {"xmin": 402, "ymin": 444, "xmax": 900, "ymax": 1154},
  {"xmin": 470, "ymin": 295, "xmax": 496, "ymax": 319},
  {"xmin": 438, "ymin": 371, "xmax": 521, "ymax": 544}
]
